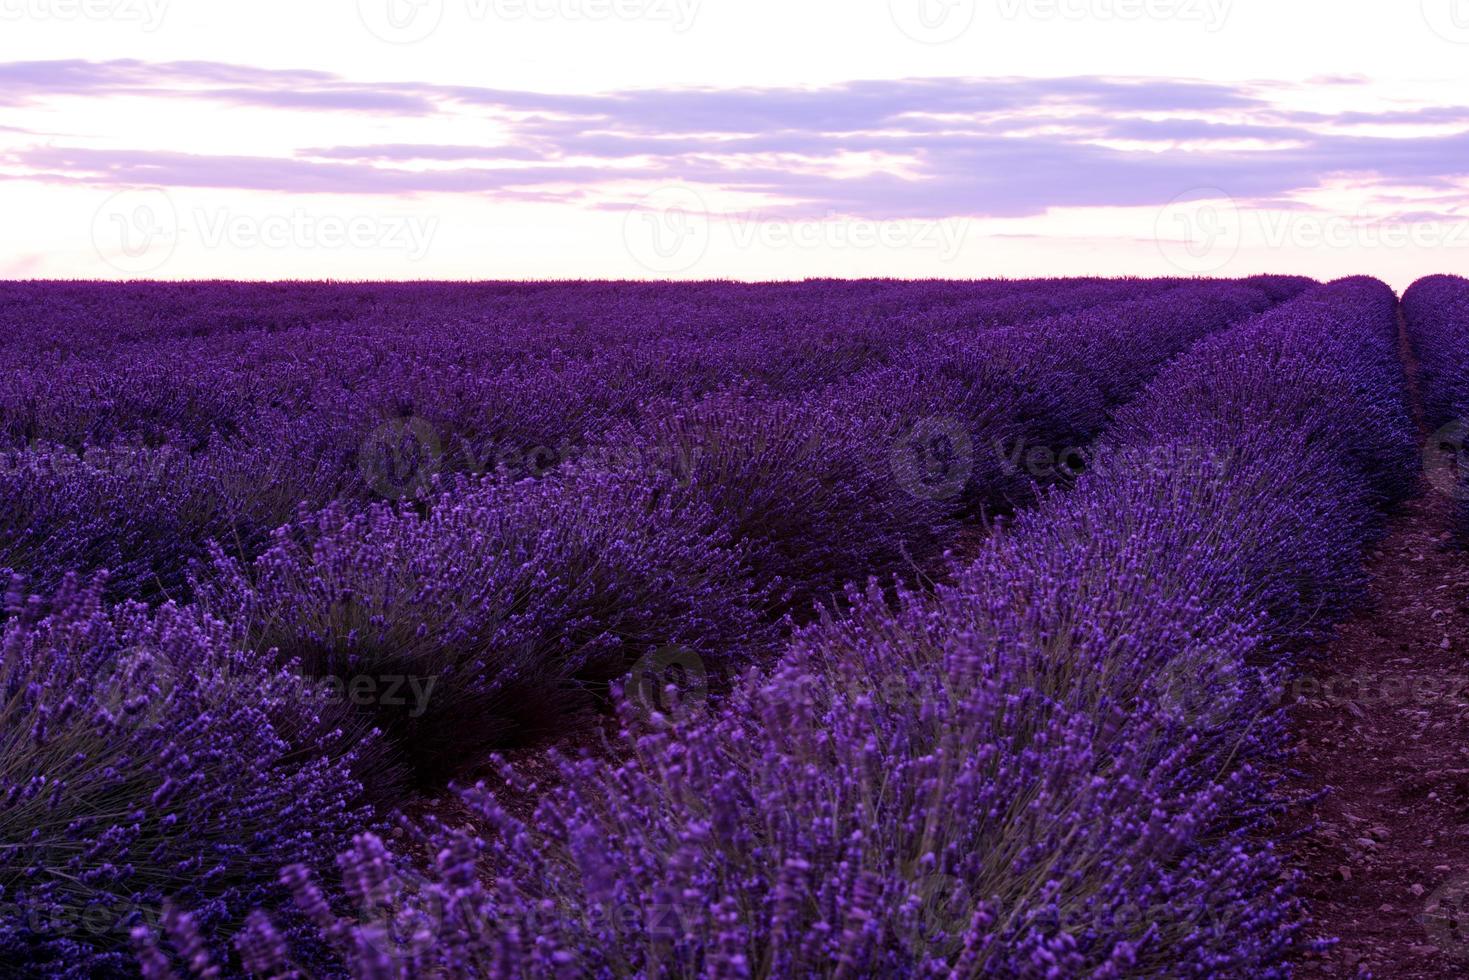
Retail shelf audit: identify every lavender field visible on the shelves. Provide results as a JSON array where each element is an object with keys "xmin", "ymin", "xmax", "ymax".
[{"xmin": 1, "ymin": 274, "xmax": 1464, "ymax": 978}]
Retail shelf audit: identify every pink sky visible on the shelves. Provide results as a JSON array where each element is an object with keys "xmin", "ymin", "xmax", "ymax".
[{"xmin": 3, "ymin": 1, "xmax": 1469, "ymax": 286}]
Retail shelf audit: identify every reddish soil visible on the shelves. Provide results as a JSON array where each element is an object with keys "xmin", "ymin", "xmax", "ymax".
[
  {"xmin": 1286, "ymin": 488, "xmax": 1469, "ymax": 977},
  {"xmin": 1287, "ymin": 318, "xmax": 1469, "ymax": 977}
]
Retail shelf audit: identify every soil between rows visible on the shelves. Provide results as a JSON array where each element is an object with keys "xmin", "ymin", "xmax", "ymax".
[
  {"xmin": 1287, "ymin": 312, "xmax": 1469, "ymax": 978},
  {"xmin": 1286, "ymin": 486, "xmax": 1469, "ymax": 977}
]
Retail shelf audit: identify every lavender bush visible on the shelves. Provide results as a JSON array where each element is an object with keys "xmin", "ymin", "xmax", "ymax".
[
  {"xmin": 1403, "ymin": 275, "xmax": 1469, "ymax": 429},
  {"xmin": 1403, "ymin": 274, "xmax": 1469, "ymax": 543},
  {"xmin": 605, "ymin": 391, "xmax": 953, "ymax": 618},
  {"xmin": 196, "ymin": 463, "xmax": 767, "ymax": 782},
  {"xmin": 0, "ymin": 276, "xmax": 1337, "ymax": 977},
  {"xmin": 200, "ymin": 278, "xmax": 1410, "ymax": 978},
  {"xmin": 0, "ymin": 576, "xmax": 376, "ymax": 977},
  {"xmin": 855, "ymin": 280, "xmax": 1278, "ymax": 516},
  {"xmin": 196, "ymin": 280, "xmax": 1283, "ymax": 787},
  {"xmin": 0, "ymin": 279, "xmax": 1172, "ymax": 611}
]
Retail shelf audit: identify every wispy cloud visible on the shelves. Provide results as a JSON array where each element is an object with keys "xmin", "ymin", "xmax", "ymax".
[{"xmin": 3, "ymin": 60, "xmax": 1469, "ymax": 222}]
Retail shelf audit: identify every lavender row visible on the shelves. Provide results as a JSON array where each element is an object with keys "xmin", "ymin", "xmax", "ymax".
[
  {"xmin": 0, "ymin": 278, "xmax": 1218, "ymax": 607},
  {"xmin": 123, "ymin": 276, "xmax": 1310, "ymax": 975},
  {"xmin": 0, "ymin": 278, "xmax": 1196, "ymax": 364},
  {"xmin": 194, "ymin": 280, "xmax": 1283, "ymax": 790},
  {"xmin": 0, "ymin": 578, "xmax": 378, "ymax": 978},
  {"xmin": 0, "ymin": 278, "xmax": 1306, "ymax": 977},
  {"xmin": 0, "ymin": 279, "xmax": 1173, "ymax": 446},
  {"xmin": 188, "ymin": 278, "xmax": 1414, "ymax": 978},
  {"xmin": 1402, "ymin": 274, "xmax": 1469, "ymax": 543}
]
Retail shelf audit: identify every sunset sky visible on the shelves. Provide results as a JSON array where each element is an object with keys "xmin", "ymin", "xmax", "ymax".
[{"xmin": 3, "ymin": 0, "xmax": 1468, "ymax": 285}]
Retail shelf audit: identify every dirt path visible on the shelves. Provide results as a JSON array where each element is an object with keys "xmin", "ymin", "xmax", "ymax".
[{"xmin": 1287, "ymin": 316, "xmax": 1469, "ymax": 977}]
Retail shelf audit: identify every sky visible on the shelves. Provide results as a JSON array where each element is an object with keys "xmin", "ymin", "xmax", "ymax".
[{"xmin": 1, "ymin": 0, "xmax": 1468, "ymax": 285}]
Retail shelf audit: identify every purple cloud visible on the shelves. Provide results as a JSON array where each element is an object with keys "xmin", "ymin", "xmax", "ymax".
[
  {"xmin": 3, "ymin": 59, "xmax": 1469, "ymax": 222},
  {"xmin": 14, "ymin": 146, "xmax": 637, "ymax": 196},
  {"xmin": 301, "ymin": 144, "xmax": 547, "ymax": 162}
]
